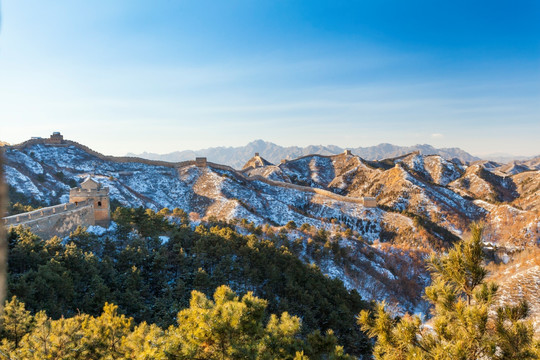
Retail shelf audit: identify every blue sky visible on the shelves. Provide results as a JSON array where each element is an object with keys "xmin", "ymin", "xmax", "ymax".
[{"xmin": 0, "ymin": 0, "xmax": 539, "ymax": 156}]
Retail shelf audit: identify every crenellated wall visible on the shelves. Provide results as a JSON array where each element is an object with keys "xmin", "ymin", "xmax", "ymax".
[{"xmin": 2, "ymin": 200, "xmax": 95, "ymax": 239}]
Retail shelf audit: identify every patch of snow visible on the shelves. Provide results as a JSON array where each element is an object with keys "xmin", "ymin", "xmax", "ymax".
[
  {"xmin": 159, "ymin": 236, "xmax": 170, "ymax": 244},
  {"xmin": 87, "ymin": 225, "xmax": 108, "ymax": 236}
]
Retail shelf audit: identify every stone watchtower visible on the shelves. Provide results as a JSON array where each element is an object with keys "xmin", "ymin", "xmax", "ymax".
[
  {"xmin": 195, "ymin": 157, "xmax": 207, "ymax": 167},
  {"xmin": 69, "ymin": 177, "xmax": 110, "ymax": 227},
  {"xmin": 47, "ymin": 132, "xmax": 64, "ymax": 144}
]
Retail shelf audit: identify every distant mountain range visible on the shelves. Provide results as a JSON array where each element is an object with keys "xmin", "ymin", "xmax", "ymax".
[
  {"xmin": 478, "ymin": 153, "xmax": 535, "ymax": 163},
  {"xmin": 128, "ymin": 140, "xmax": 481, "ymax": 169}
]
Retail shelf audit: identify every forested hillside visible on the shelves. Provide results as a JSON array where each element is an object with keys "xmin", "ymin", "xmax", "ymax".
[{"xmin": 4, "ymin": 207, "xmax": 371, "ymax": 358}]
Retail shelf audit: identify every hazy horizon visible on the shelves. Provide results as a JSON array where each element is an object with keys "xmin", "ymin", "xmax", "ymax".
[
  {"xmin": 1, "ymin": 1, "xmax": 539, "ymax": 157},
  {"xmin": 2, "ymin": 133, "xmax": 538, "ymax": 161}
]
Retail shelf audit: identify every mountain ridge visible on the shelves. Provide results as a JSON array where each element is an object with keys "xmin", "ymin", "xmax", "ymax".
[{"xmin": 127, "ymin": 140, "xmax": 481, "ymax": 168}]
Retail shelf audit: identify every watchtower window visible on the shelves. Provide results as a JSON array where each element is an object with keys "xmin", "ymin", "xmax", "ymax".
[{"xmin": 97, "ymin": 201, "xmax": 102, "ymax": 207}]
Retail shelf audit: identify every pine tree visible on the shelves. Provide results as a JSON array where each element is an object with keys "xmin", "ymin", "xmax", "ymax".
[
  {"xmin": 120, "ymin": 321, "xmax": 167, "ymax": 360},
  {"xmin": 0, "ymin": 297, "xmax": 34, "ymax": 351},
  {"xmin": 358, "ymin": 223, "xmax": 539, "ymax": 360},
  {"xmin": 167, "ymin": 285, "xmax": 288, "ymax": 359}
]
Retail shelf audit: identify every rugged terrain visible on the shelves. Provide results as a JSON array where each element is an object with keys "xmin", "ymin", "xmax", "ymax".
[
  {"xmin": 245, "ymin": 151, "xmax": 539, "ymax": 247},
  {"xmin": 3, "ymin": 137, "xmax": 539, "ymax": 325}
]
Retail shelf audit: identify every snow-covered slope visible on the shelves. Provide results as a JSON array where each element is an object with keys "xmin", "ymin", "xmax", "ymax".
[
  {"xmin": 495, "ymin": 156, "xmax": 540, "ymax": 176},
  {"xmin": 4, "ymin": 142, "xmax": 425, "ymax": 244},
  {"xmin": 396, "ymin": 153, "xmax": 463, "ymax": 186},
  {"xmin": 250, "ymin": 152, "xmax": 481, "ymax": 238},
  {"xmin": 248, "ymin": 151, "xmax": 539, "ymax": 247},
  {"xmin": 489, "ymin": 248, "xmax": 540, "ymax": 335},
  {"xmin": 449, "ymin": 164, "xmax": 519, "ymax": 203},
  {"xmin": 511, "ymin": 170, "xmax": 540, "ymax": 212},
  {"xmin": 278, "ymin": 155, "xmax": 337, "ymax": 189}
]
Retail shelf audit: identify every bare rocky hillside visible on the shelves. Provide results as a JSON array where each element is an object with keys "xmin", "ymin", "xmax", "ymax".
[{"xmin": 245, "ymin": 151, "xmax": 539, "ymax": 247}]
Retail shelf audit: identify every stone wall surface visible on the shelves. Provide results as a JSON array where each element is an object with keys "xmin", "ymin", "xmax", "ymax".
[{"xmin": 3, "ymin": 201, "xmax": 95, "ymax": 239}]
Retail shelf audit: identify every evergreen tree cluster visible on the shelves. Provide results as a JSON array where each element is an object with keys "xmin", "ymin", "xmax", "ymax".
[
  {"xmin": 358, "ymin": 224, "xmax": 540, "ymax": 359},
  {"xmin": 5, "ymin": 207, "xmax": 371, "ymax": 357},
  {"xmin": 0, "ymin": 288, "xmax": 351, "ymax": 359},
  {"xmin": 5, "ymin": 207, "xmax": 538, "ymax": 359}
]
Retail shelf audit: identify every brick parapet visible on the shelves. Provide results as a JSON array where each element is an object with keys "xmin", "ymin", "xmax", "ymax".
[
  {"xmin": 69, "ymin": 187, "xmax": 109, "ymax": 197},
  {"xmin": 2, "ymin": 200, "xmax": 92, "ymax": 227}
]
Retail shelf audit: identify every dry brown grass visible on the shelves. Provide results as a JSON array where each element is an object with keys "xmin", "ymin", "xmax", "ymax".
[{"xmin": 487, "ymin": 247, "xmax": 540, "ymax": 335}]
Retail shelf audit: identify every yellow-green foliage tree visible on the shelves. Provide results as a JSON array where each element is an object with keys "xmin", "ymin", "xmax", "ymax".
[
  {"xmin": 168, "ymin": 285, "xmax": 303, "ymax": 359},
  {"xmin": 164, "ymin": 285, "xmax": 352, "ymax": 360},
  {"xmin": 358, "ymin": 224, "xmax": 539, "ymax": 360},
  {"xmin": 0, "ymin": 296, "xmax": 34, "ymax": 352},
  {"xmin": 0, "ymin": 286, "xmax": 351, "ymax": 360}
]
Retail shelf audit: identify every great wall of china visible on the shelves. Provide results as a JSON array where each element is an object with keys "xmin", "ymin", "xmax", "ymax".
[
  {"xmin": 2, "ymin": 154, "xmax": 112, "ymax": 239},
  {"xmin": 2, "ymin": 133, "xmax": 376, "ymax": 239},
  {"xmin": 3, "ymin": 200, "xmax": 95, "ymax": 239},
  {"xmin": 205, "ymin": 161, "xmax": 375, "ymax": 206}
]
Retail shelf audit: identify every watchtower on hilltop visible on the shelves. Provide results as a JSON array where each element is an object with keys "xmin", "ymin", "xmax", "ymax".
[
  {"xmin": 195, "ymin": 157, "xmax": 207, "ymax": 167},
  {"xmin": 69, "ymin": 177, "xmax": 110, "ymax": 226},
  {"xmin": 47, "ymin": 132, "xmax": 65, "ymax": 144}
]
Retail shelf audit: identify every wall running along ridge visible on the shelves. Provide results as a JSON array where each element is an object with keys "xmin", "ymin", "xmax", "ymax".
[
  {"xmin": 205, "ymin": 162, "xmax": 369, "ymax": 205},
  {"xmin": 11, "ymin": 139, "xmax": 182, "ymax": 168},
  {"xmin": 4, "ymin": 139, "xmax": 375, "ymax": 237},
  {"xmin": 2, "ymin": 200, "xmax": 95, "ymax": 239},
  {"xmin": 10, "ymin": 138, "xmax": 374, "ymax": 206}
]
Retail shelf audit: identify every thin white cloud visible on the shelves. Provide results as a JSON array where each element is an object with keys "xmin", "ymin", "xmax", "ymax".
[{"xmin": 431, "ymin": 133, "xmax": 444, "ymax": 138}]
